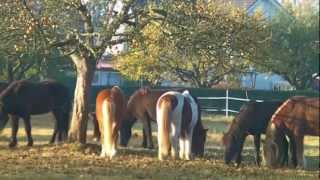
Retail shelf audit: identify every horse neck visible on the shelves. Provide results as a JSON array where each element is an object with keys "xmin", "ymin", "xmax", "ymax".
[{"xmin": 227, "ymin": 119, "xmax": 244, "ymax": 139}]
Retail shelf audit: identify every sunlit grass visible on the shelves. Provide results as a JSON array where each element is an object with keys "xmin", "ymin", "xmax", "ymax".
[{"xmin": 0, "ymin": 113, "xmax": 318, "ymax": 179}]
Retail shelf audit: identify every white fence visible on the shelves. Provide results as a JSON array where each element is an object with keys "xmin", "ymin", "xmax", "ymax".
[{"xmin": 198, "ymin": 89, "xmax": 264, "ymax": 117}]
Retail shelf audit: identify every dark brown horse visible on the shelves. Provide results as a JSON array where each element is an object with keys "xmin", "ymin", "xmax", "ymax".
[
  {"xmin": 264, "ymin": 96, "xmax": 319, "ymax": 168},
  {"xmin": 222, "ymin": 100, "xmax": 287, "ymax": 166},
  {"xmin": 96, "ymin": 86, "xmax": 126, "ymax": 159},
  {"xmin": 0, "ymin": 80, "xmax": 71, "ymax": 147}
]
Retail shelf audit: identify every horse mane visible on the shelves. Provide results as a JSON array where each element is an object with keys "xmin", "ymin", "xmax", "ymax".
[{"xmin": 222, "ymin": 102, "xmax": 256, "ymax": 145}]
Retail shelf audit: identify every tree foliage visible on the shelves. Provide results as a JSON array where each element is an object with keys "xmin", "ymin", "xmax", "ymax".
[
  {"xmin": 117, "ymin": 0, "xmax": 270, "ymax": 87},
  {"xmin": 0, "ymin": 1, "xmax": 49, "ymax": 81},
  {"xmin": 260, "ymin": 2, "xmax": 319, "ymax": 90}
]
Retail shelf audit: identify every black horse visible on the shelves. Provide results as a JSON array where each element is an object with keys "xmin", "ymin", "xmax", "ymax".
[
  {"xmin": 0, "ymin": 80, "xmax": 71, "ymax": 147},
  {"xmin": 222, "ymin": 100, "xmax": 288, "ymax": 166}
]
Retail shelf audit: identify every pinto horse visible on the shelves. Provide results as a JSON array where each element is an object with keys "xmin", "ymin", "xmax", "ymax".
[
  {"xmin": 222, "ymin": 101, "xmax": 286, "ymax": 166},
  {"xmin": 95, "ymin": 86, "xmax": 126, "ymax": 159},
  {"xmin": 264, "ymin": 96, "xmax": 319, "ymax": 168},
  {"xmin": 156, "ymin": 90, "xmax": 206, "ymax": 160},
  {"xmin": 0, "ymin": 80, "xmax": 71, "ymax": 147}
]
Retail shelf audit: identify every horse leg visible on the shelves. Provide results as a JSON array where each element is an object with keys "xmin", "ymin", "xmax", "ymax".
[
  {"xmin": 288, "ymin": 135, "xmax": 298, "ymax": 167},
  {"xmin": 185, "ymin": 130, "xmax": 194, "ymax": 160},
  {"xmin": 91, "ymin": 113, "xmax": 100, "ymax": 142},
  {"xmin": 142, "ymin": 116, "xmax": 154, "ymax": 149},
  {"xmin": 253, "ymin": 134, "xmax": 261, "ymax": 166},
  {"xmin": 170, "ymin": 128, "xmax": 179, "ymax": 160},
  {"xmin": 295, "ymin": 135, "xmax": 305, "ymax": 168},
  {"xmin": 23, "ymin": 116, "xmax": 33, "ymax": 146},
  {"xmin": 9, "ymin": 115, "xmax": 19, "ymax": 147},
  {"xmin": 52, "ymin": 109, "xmax": 65, "ymax": 143},
  {"xmin": 49, "ymin": 122, "xmax": 58, "ymax": 144},
  {"xmin": 111, "ymin": 124, "xmax": 118, "ymax": 158},
  {"xmin": 142, "ymin": 128, "xmax": 147, "ymax": 148},
  {"xmin": 235, "ymin": 135, "xmax": 246, "ymax": 167}
]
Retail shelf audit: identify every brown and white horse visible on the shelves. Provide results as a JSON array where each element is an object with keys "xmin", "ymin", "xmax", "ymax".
[
  {"xmin": 264, "ymin": 96, "xmax": 319, "ymax": 168},
  {"xmin": 156, "ymin": 90, "xmax": 203, "ymax": 160},
  {"xmin": 96, "ymin": 86, "xmax": 126, "ymax": 159}
]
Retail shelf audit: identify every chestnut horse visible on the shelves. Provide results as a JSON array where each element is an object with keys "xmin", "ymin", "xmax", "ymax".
[
  {"xmin": 264, "ymin": 96, "xmax": 319, "ymax": 168},
  {"xmin": 0, "ymin": 80, "xmax": 71, "ymax": 147},
  {"xmin": 156, "ymin": 90, "xmax": 206, "ymax": 160},
  {"xmin": 96, "ymin": 86, "xmax": 126, "ymax": 159}
]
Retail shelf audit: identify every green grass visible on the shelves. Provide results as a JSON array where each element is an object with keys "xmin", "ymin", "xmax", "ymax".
[{"xmin": 0, "ymin": 113, "xmax": 318, "ymax": 180}]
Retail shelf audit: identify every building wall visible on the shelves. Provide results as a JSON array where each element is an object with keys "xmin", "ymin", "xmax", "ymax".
[{"xmin": 92, "ymin": 70, "xmax": 123, "ymax": 86}]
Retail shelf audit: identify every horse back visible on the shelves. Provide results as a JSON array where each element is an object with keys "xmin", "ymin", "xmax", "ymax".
[
  {"xmin": 96, "ymin": 87, "xmax": 126, "ymax": 130},
  {"xmin": 128, "ymin": 88, "xmax": 166, "ymax": 121},
  {"xmin": 0, "ymin": 80, "xmax": 69, "ymax": 116},
  {"xmin": 272, "ymin": 96, "xmax": 319, "ymax": 136},
  {"xmin": 227, "ymin": 101, "xmax": 283, "ymax": 136}
]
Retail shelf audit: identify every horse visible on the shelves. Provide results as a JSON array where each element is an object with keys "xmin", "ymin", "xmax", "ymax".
[
  {"xmin": 0, "ymin": 80, "xmax": 71, "ymax": 147},
  {"xmin": 156, "ymin": 90, "xmax": 207, "ymax": 160},
  {"xmin": 264, "ymin": 96, "xmax": 319, "ymax": 168},
  {"xmin": 95, "ymin": 86, "xmax": 126, "ymax": 159},
  {"xmin": 222, "ymin": 100, "xmax": 287, "ymax": 166},
  {"xmin": 120, "ymin": 87, "xmax": 207, "ymax": 156},
  {"xmin": 119, "ymin": 87, "xmax": 167, "ymax": 149}
]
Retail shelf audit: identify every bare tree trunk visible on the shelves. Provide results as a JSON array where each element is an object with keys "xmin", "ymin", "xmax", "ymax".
[{"xmin": 68, "ymin": 53, "xmax": 95, "ymax": 144}]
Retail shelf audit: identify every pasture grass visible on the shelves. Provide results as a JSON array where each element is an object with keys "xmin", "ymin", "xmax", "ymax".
[{"xmin": 0, "ymin": 113, "xmax": 318, "ymax": 180}]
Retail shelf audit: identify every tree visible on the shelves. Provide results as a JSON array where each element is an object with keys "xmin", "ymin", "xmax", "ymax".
[
  {"xmin": 1, "ymin": 0, "xmax": 151, "ymax": 143},
  {"xmin": 117, "ymin": 1, "xmax": 270, "ymax": 87},
  {"xmin": 260, "ymin": 2, "xmax": 319, "ymax": 90}
]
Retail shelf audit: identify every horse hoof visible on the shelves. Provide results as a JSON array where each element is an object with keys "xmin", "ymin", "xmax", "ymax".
[
  {"xmin": 147, "ymin": 145, "xmax": 154, "ymax": 149},
  {"xmin": 9, "ymin": 141, "xmax": 17, "ymax": 148},
  {"xmin": 27, "ymin": 142, "xmax": 33, "ymax": 147}
]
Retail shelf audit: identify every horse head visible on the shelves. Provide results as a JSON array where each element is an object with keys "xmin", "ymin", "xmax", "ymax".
[
  {"xmin": 263, "ymin": 122, "xmax": 289, "ymax": 168},
  {"xmin": 192, "ymin": 125, "xmax": 208, "ymax": 157},
  {"xmin": 222, "ymin": 115, "xmax": 245, "ymax": 165},
  {"xmin": 119, "ymin": 111, "xmax": 136, "ymax": 147}
]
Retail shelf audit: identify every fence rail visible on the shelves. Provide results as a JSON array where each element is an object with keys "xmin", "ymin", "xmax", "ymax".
[{"xmin": 198, "ymin": 89, "xmax": 264, "ymax": 117}]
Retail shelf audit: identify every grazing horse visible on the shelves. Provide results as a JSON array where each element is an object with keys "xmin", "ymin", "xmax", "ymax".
[
  {"xmin": 95, "ymin": 86, "xmax": 126, "ymax": 159},
  {"xmin": 120, "ymin": 87, "xmax": 167, "ymax": 149},
  {"xmin": 222, "ymin": 101, "xmax": 287, "ymax": 166},
  {"xmin": 156, "ymin": 90, "xmax": 206, "ymax": 160},
  {"xmin": 264, "ymin": 96, "xmax": 319, "ymax": 168},
  {"xmin": 0, "ymin": 80, "xmax": 71, "ymax": 147}
]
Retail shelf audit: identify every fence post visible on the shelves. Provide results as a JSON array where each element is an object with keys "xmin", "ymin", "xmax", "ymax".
[{"xmin": 226, "ymin": 89, "xmax": 229, "ymax": 117}]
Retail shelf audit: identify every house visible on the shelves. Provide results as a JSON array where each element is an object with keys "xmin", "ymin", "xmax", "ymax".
[
  {"xmin": 227, "ymin": 0, "xmax": 296, "ymax": 90},
  {"xmin": 92, "ymin": 53, "xmax": 124, "ymax": 86}
]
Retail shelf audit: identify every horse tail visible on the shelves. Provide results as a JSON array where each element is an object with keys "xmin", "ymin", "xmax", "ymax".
[
  {"xmin": 157, "ymin": 99, "xmax": 172, "ymax": 157},
  {"xmin": 102, "ymin": 98, "xmax": 114, "ymax": 156}
]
